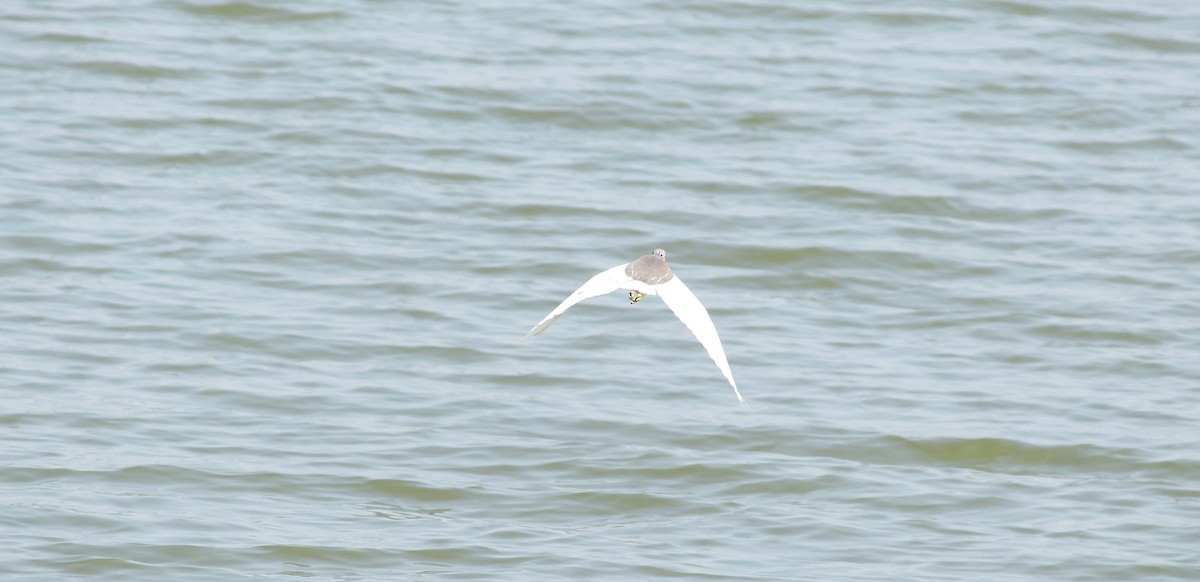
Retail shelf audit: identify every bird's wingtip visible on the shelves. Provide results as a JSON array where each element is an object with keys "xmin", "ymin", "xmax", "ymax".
[
  {"xmin": 518, "ymin": 325, "xmax": 545, "ymax": 343},
  {"xmin": 731, "ymin": 385, "xmax": 748, "ymax": 408}
]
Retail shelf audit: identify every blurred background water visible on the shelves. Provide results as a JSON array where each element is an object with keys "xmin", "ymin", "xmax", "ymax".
[{"xmin": 2, "ymin": 0, "xmax": 1199, "ymax": 580}]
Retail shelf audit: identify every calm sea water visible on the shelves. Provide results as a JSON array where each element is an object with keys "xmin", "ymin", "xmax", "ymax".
[{"xmin": 2, "ymin": 1, "xmax": 1199, "ymax": 580}]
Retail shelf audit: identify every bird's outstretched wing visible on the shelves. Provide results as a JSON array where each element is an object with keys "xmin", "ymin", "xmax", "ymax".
[
  {"xmin": 525, "ymin": 263, "xmax": 632, "ymax": 338},
  {"xmin": 656, "ymin": 276, "xmax": 746, "ymax": 406}
]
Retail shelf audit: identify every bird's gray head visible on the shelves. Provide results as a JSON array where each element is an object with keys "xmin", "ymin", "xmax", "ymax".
[{"xmin": 652, "ymin": 248, "xmax": 666, "ymax": 260}]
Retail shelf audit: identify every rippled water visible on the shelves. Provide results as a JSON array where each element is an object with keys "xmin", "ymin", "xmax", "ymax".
[{"xmin": 3, "ymin": 0, "xmax": 1199, "ymax": 580}]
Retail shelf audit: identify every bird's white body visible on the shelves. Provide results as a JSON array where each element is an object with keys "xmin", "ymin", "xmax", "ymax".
[{"xmin": 524, "ymin": 249, "xmax": 746, "ymax": 406}]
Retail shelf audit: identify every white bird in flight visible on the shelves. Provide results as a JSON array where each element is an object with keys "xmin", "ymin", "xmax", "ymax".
[{"xmin": 524, "ymin": 248, "xmax": 746, "ymax": 406}]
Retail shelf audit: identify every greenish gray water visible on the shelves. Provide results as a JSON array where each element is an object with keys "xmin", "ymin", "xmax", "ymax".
[{"xmin": 2, "ymin": 1, "xmax": 1198, "ymax": 580}]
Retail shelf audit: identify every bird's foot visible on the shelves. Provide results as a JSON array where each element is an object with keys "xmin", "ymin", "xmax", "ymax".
[{"xmin": 628, "ymin": 290, "xmax": 645, "ymax": 304}]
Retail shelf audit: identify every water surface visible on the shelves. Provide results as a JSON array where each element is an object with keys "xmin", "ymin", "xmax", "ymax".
[{"xmin": 2, "ymin": 0, "xmax": 1198, "ymax": 580}]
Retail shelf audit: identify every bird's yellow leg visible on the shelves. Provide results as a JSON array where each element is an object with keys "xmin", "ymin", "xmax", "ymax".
[{"xmin": 628, "ymin": 290, "xmax": 645, "ymax": 304}]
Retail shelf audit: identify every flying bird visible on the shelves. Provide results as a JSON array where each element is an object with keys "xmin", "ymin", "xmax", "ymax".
[{"xmin": 524, "ymin": 248, "xmax": 746, "ymax": 405}]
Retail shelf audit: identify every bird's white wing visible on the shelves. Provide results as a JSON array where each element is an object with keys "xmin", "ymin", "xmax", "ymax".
[
  {"xmin": 525, "ymin": 263, "xmax": 632, "ymax": 338},
  {"xmin": 657, "ymin": 276, "xmax": 746, "ymax": 405}
]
